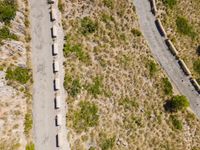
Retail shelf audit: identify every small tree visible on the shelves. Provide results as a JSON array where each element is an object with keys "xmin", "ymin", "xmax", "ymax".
[{"xmin": 165, "ymin": 95, "xmax": 189, "ymax": 112}]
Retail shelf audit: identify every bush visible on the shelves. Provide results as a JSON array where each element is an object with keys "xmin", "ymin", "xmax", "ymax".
[
  {"xmin": 162, "ymin": 78, "xmax": 173, "ymax": 95},
  {"xmin": 64, "ymin": 75, "xmax": 81, "ymax": 97},
  {"xmin": 87, "ymin": 76, "xmax": 103, "ymax": 98},
  {"xmin": 164, "ymin": 95, "xmax": 190, "ymax": 112},
  {"xmin": 0, "ymin": 0, "xmax": 17, "ymax": 23},
  {"xmin": 163, "ymin": 0, "xmax": 177, "ymax": 8},
  {"xmin": 26, "ymin": 143, "xmax": 34, "ymax": 150},
  {"xmin": 0, "ymin": 26, "xmax": 18, "ymax": 43},
  {"xmin": 193, "ymin": 59, "xmax": 200, "ymax": 75},
  {"xmin": 80, "ymin": 17, "xmax": 97, "ymax": 35},
  {"xmin": 73, "ymin": 101, "xmax": 99, "ymax": 131},
  {"xmin": 119, "ymin": 97, "xmax": 138, "ymax": 110},
  {"xmin": 170, "ymin": 115, "xmax": 183, "ymax": 130},
  {"xmin": 6, "ymin": 66, "xmax": 30, "ymax": 84},
  {"xmin": 131, "ymin": 28, "xmax": 142, "ymax": 36},
  {"xmin": 100, "ymin": 136, "xmax": 115, "ymax": 150},
  {"xmin": 176, "ymin": 17, "xmax": 196, "ymax": 38},
  {"xmin": 24, "ymin": 113, "xmax": 33, "ymax": 135}
]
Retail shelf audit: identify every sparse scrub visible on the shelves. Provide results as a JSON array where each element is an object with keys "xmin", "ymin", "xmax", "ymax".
[
  {"xmin": 193, "ymin": 59, "xmax": 200, "ymax": 75},
  {"xmin": 162, "ymin": 78, "xmax": 173, "ymax": 95},
  {"xmin": 163, "ymin": 0, "xmax": 177, "ymax": 8},
  {"xmin": 26, "ymin": 142, "xmax": 34, "ymax": 150},
  {"xmin": 148, "ymin": 60, "xmax": 158, "ymax": 77},
  {"xmin": 131, "ymin": 28, "xmax": 142, "ymax": 36},
  {"xmin": 103, "ymin": 0, "xmax": 114, "ymax": 9},
  {"xmin": 80, "ymin": 17, "xmax": 98, "ymax": 35},
  {"xmin": 170, "ymin": 115, "xmax": 183, "ymax": 130},
  {"xmin": 86, "ymin": 76, "xmax": 103, "ymax": 98},
  {"xmin": 176, "ymin": 17, "xmax": 196, "ymax": 38},
  {"xmin": 6, "ymin": 66, "xmax": 30, "ymax": 84},
  {"xmin": 64, "ymin": 75, "xmax": 81, "ymax": 97},
  {"xmin": 0, "ymin": 0, "xmax": 17, "ymax": 23},
  {"xmin": 119, "ymin": 97, "xmax": 139, "ymax": 110},
  {"xmin": 72, "ymin": 101, "xmax": 99, "ymax": 132},
  {"xmin": 63, "ymin": 42, "xmax": 90, "ymax": 64},
  {"xmin": 58, "ymin": 0, "xmax": 63, "ymax": 12},
  {"xmin": 100, "ymin": 135, "xmax": 115, "ymax": 150},
  {"xmin": 24, "ymin": 113, "xmax": 33, "ymax": 135}
]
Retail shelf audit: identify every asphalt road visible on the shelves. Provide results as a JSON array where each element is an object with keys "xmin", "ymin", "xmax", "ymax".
[
  {"xmin": 133, "ymin": 0, "xmax": 200, "ymax": 117},
  {"xmin": 30, "ymin": 0, "xmax": 69, "ymax": 149}
]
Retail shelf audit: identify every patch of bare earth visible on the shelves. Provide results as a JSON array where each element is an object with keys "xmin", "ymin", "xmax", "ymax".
[{"xmin": 61, "ymin": 0, "xmax": 200, "ymax": 149}]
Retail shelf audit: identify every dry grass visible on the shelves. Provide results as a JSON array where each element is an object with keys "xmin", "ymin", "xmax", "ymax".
[
  {"xmin": 156, "ymin": 0, "xmax": 200, "ymax": 81},
  {"xmin": 61, "ymin": 0, "xmax": 200, "ymax": 149}
]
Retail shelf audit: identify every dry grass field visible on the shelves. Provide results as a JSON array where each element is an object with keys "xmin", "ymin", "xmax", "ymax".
[
  {"xmin": 61, "ymin": 0, "xmax": 200, "ymax": 149},
  {"xmin": 156, "ymin": 0, "xmax": 200, "ymax": 82},
  {"xmin": 0, "ymin": 0, "xmax": 33, "ymax": 149}
]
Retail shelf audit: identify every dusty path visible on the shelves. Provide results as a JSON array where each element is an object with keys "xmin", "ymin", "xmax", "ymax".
[
  {"xmin": 30, "ymin": 0, "xmax": 70, "ymax": 149},
  {"xmin": 133, "ymin": 0, "xmax": 200, "ymax": 117}
]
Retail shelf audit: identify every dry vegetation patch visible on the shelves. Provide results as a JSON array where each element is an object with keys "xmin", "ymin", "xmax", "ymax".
[{"xmin": 61, "ymin": 0, "xmax": 200, "ymax": 149}]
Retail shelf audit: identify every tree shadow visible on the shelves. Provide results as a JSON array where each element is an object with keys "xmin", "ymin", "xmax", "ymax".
[{"xmin": 196, "ymin": 45, "xmax": 200, "ymax": 56}]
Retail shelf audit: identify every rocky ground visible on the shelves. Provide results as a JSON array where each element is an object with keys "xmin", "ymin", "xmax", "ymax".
[
  {"xmin": 61, "ymin": 0, "xmax": 200, "ymax": 150},
  {"xmin": 0, "ymin": 0, "xmax": 32, "ymax": 149},
  {"xmin": 156, "ymin": 0, "xmax": 200, "ymax": 81}
]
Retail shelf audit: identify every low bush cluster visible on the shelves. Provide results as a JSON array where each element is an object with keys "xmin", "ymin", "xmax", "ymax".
[
  {"xmin": 6, "ymin": 66, "xmax": 30, "ymax": 84},
  {"xmin": 24, "ymin": 113, "xmax": 33, "ymax": 135},
  {"xmin": 176, "ymin": 17, "xmax": 196, "ymax": 38},
  {"xmin": 0, "ymin": 26, "xmax": 18, "ymax": 43},
  {"xmin": 80, "ymin": 17, "xmax": 98, "ymax": 35},
  {"xmin": 72, "ymin": 101, "xmax": 99, "ymax": 132},
  {"xmin": 0, "ymin": 0, "xmax": 17, "ymax": 23}
]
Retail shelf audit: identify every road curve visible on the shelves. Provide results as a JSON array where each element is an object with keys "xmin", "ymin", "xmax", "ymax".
[
  {"xmin": 30, "ymin": 0, "xmax": 69, "ymax": 149},
  {"xmin": 133, "ymin": 0, "xmax": 200, "ymax": 117}
]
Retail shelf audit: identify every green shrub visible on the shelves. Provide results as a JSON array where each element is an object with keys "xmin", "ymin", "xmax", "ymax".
[
  {"xmin": 165, "ymin": 95, "xmax": 190, "ymax": 112},
  {"xmin": 103, "ymin": 0, "xmax": 114, "ymax": 9},
  {"xmin": 163, "ymin": 0, "xmax": 177, "ymax": 8},
  {"xmin": 0, "ymin": 0, "xmax": 17, "ymax": 23},
  {"xmin": 193, "ymin": 59, "xmax": 200, "ymax": 75},
  {"xmin": 131, "ymin": 28, "xmax": 142, "ymax": 36},
  {"xmin": 0, "ymin": 26, "xmax": 18, "ymax": 43},
  {"xmin": 64, "ymin": 75, "xmax": 81, "ymax": 97},
  {"xmin": 87, "ymin": 76, "xmax": 103, "ymax": 98},
  {"xmin": 26, "ymin": 143, "xmax": 34, "ymax": 150},
  {"xmin": 100, "ymin": 136, "xmax": 115, "ymax": 150},
  {"xmin": 80, "ymin": 17, "xmax": 97, "ymax": 35},
  {"xmin": 6, "ymin": 66, "xmax": 30, "ymax": 84},
  {"xmin": 63, "ymin": 43, "xmax": 90, "ymax": 63},
  {"xmin": 73, "ymin": 101, "xmax": 99, "ymax": 131},
  {"xmin": 162, "ymin": 78, "xmax": 173, "ymax": 95},
  {"xmin": 170, "ymin": 115, "xmax": 183, "ymax": 130},
  {"xmin": 24, "ymin": 113, "xmax": 32, "ymax": 135},
  {"xmin": 176, "ymin": 17, "xmax": 196, "ymax": 38},
  {"xmin": 148, "ymin": 61, "xmax": 158, "ymax": 77}
]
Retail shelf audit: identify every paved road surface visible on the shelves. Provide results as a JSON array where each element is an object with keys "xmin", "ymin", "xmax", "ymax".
[
  {"xmin": 30, "ymin": 0, "xmax": 70, "ymax": 149},
  {"xmin": 133, "ymin": 0, "xmax": 200, "ymax": 117}
]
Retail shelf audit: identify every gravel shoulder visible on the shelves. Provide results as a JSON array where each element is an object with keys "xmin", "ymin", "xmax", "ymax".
[{"xmin": 133, "ymin": 0, "xmax": 200, "ymax": 117}]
